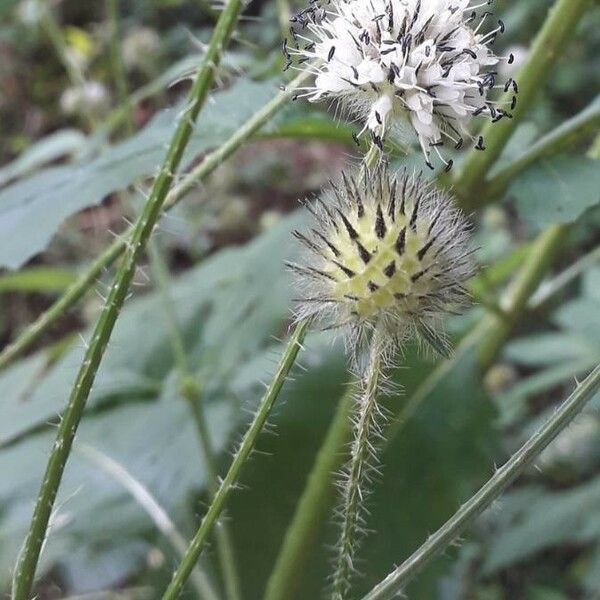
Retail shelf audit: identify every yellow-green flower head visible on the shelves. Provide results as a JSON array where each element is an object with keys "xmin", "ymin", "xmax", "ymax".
[{"xmin": 289, "ymin": 164, "xmax": 475, "ymax": 356}]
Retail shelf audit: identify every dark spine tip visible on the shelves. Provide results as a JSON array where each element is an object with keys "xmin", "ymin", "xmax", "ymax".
[
  {"xmin": 337, "ymin": 209, "xmax": 359, "ymax": 240},
  {"xmin": 355, "ymin": 240, "xmax": 372, "ymax": 264},
  {"xmin": 333, "ymin": 260, "xmax": 356, "ymax": 279},
  {"xmin": 395, "ymin": 226, "xmax": 406, "ymax": 256},
  {"xmin": 409, "ymin": 197, "xmax": 420, "ymax": 230},
  {"xmin": 375, "ymin": 204, "xmax": 387, "ymax": 239},
  {"xmin": 384, "ymin": 261, "xmax": 396, "ymax": 278}
]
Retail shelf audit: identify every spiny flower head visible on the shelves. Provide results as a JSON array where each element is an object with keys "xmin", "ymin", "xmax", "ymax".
[
  {"xmin": 287, "ymin": 0, "xmax": 517, "ymax": 168},
  {"xmin": 289, "ymin": 165, "xmax": 475, "ymax": 356}
]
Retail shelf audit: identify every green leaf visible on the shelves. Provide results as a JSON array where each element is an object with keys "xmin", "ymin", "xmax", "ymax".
[
  {"xmin": 509, "ymin": 155, "xmax": 600, "ymax": 229},
  {"xmin": 0, "ymin": 78, "xmax": 278, "ymax": 270},
  {"xmin": 505, "ymin": 332, "xmax": 599, "ymax": 367},
  {"xmin": 0, "ymin": 129, "xmax": 88, "ymax": 187}
]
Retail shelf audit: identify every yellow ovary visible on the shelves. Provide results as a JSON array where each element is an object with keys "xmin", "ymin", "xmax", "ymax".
[{"xmin": 325, "ymin": 202, "xmax": 435, "ymax": 319}]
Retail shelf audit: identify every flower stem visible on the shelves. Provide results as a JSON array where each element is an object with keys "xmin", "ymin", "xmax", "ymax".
[
  {"xmin": 454, "ymin": 0, "xmax": 593, "ymax": 207},
  {"xmin": 0, "ymin": 70, "xmax": 311, "ymax": 373},
  {"xmin": 11, "ymin": 0, "xmax": 244, "ymax": 595},
  {"xmin": 360, "ymin": 362, "xmax": 600, "ymax": 600},
  {"xmin": 263, "ymin": 386, "xmax": 354, "ymax": 600},
  {"xmin": 331, "ymin": 326, "xmax": 385, "ymax": 600},
  {"xmin": 162, "ymin": 320, "xmax": 309, "ymax": 600},
  {"xmin": 148, "ymin": 242, "xmax": 242, "ymax": 600}
]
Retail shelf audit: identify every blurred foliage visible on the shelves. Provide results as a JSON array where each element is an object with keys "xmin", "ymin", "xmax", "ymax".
[{"xmin": 0, "ymin": 0, "xmax": 599, "ymax": 599}]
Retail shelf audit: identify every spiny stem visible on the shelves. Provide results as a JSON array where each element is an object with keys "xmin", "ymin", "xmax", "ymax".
[
  {"xmin": 454, "ymin": 0, "xmax": 592, "ymax": 207},
  {"xmin": 331, "ymin": 327, "xmax": 385, "ymax": 600},
  {"xmin": 162, "ymin": 320, "xmax": 309, "ymax": 600},
  {"xmin": 361, "ymin": 362, "xmax": 600, "ymax": 600},
  {"xmin": 262, "ymin": 386, "xmax": 354, "ymax": 600},
  {"xmin": 11, "ymin": 0, "xmax": 244, "ymax": 595},
  {"xmin": 0, "ymin": 70, "xmax": 311, "ymax": 373},
  {"xmin": 148, "ymin": 242, "xmax": 242, "ymax": 600}
]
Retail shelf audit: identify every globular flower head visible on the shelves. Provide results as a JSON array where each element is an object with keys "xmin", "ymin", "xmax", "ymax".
[
  {"xmin": 289, "ymin": 165, "xmax": 476, "ymax": 357},
  {"xmin": 287, "ymin": 0, "xmax": 517, "ymax": 168}
]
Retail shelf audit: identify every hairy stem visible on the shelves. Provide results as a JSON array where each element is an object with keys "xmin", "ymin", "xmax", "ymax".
[
  {"xmin": 454, "ymin": 0, "xmax": 592, "ymax": 207},
  {"xmin": 0, "ymin": 70, "xmax": 311, "ymax": 372},
  {"xmin": 331, "ymin": 328, "xmax": 385, "ymax": 600},
  {"xmin": 361, "ymin": 362, "xmax": 600, "ymax": 600},
  {"xmin": 263, "ymin": 387, "xmax": 354, "ymax": 600},
  {"xmin": 11, "ymin": 0, "xmax": 244, "ymax": 595},
  {"xmin": 162, "ymin": 320, "xmax": 309, "ymax": 600},
  {"xmin": 148, "ymin": 242, "xmax": 241, "ymax": 600}
]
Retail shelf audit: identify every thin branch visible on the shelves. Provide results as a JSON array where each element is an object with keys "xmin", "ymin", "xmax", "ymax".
[{"xmin": 361, "ymin": 363, "xmax": 600, "ymax": 600}]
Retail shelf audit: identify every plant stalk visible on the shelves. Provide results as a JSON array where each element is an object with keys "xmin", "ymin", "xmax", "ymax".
[
  {"xmin": 11, "ymin": 0, "xmax": 244, "ymax": 595},
  {"xmin": 161, "ymin": 320, "xmax": 309, "ymax": 600},
  {"xmin": 454, "ymin": 0, "xmax": 592, "ymax": 207},
  {"xmin": 360, "ymin": 362, "xmax": 600, "ymax": 600},
  {"xmin": 0, "ymin": 70, "xmax": 311, "ymax": 373},
  {"xmin": 331, "ymin": 327, "xmax": 385, "ymax": 600}
]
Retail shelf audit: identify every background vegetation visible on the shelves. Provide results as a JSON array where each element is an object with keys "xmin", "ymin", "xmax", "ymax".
[{"xmin": 0, "ymin": 0, "xmax": 599, "ymax": 599}]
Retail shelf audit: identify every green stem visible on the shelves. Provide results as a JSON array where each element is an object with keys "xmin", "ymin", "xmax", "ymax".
[
  {"xmin": 0, "ymin": 70, "xmax": 311, "ymax": 373},
  {"xmin": 331, "ymin": 327, "xmax": 385, "ymax": 600},
  {"xmin": 454, "ymin": 0, "xmax": 592, "ymax": 207},
  {"xmin": 263, "ymin": 387, "xmax": 354, "ymax": 600},
  {"xmin": 11, "ymin": 0, "xmax": 244, "ymax": 595},
  {"xmin": 360, "ymin": 362, "xmax": 600, "ymax": 600},
  {"xmin": 161, "ymin": 321, "xmax": 309, "ymax": 600},
  {"xmin": 484, "ymin": 96, "xmax": 600, "ymax": 200},
  {"xmin": 148, "ymin": 243, "xmax": 242, "ymax": 600}
]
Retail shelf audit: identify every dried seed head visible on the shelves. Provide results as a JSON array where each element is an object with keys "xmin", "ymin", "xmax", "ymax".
[
  {"xmin": 290, "ymin": 165, "xmax": 476, "ymax": 356},
  {"xmin": 288, "ymin": 0, "xmax": 515, "ymax": 167}
]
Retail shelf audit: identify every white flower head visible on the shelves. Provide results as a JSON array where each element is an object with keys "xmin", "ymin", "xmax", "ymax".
[
  {"xmin": 286, "ymin": 0, "xmax": 517, "ymax": 169},
  {"xmin": 288, "ymin": 164, "xmax": 476, "ymax": 358}
]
